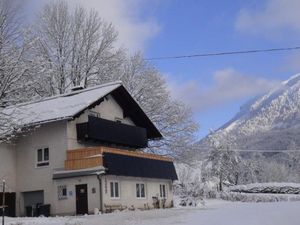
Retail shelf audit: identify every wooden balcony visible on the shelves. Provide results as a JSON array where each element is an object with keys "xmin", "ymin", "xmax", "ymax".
[
  {"xmin": 64, "ymin": 157, "xmax": 103, "ymax": 170},
  {"xmin": 64, "ymin": 146, "xmax": 173, "ymax": 170}
]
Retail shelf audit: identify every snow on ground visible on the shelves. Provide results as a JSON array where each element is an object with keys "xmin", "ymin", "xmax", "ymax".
[{"xmin": 6, "ymin": 200, "xmax": 300, "ymax": 225}]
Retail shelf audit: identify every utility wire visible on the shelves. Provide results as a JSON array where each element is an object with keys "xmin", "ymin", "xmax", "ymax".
[
  {"xmin": 201, "ymin": 149, "xmax": 300, "ymax": 153},
  {"xmin": 146, "ymin": 46, "xmax": 300, "ymax": 61}
]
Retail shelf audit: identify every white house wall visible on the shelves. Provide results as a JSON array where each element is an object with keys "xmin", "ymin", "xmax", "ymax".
[
  {"xmin": 54, "ymin": 176, "xmax": 100, "ymax": 215},
  {"xmin": 52, "ymin": 175, "xmax": 173, "ymax": 215},
  {"xmin": 0, "ymin": 143, "xmax": 17, "ymax": 192},
  {"xmin": 67, "ymin": 94, "xmax": 135, "ymax": 149},
  {"xmin": 15, "ymin": 121, "xmax": 68, "ymax": 216},
  {"xmin": 102, "ymin": 176, "xmax": 173, "ymax": 209}
]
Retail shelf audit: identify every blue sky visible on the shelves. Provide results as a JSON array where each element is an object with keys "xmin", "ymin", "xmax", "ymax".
[
  {"xmin": 143, "ymin": 0, "xmax": 300, "ymax": 138},
  {"xmin": 26, "ymin": 0, "xmax": 300, "ymax": 139}
]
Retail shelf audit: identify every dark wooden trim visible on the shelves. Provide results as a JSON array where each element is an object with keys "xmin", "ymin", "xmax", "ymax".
[{"xmin": 103, "ymin": 152, "xmax": 178, "ymax": 180}]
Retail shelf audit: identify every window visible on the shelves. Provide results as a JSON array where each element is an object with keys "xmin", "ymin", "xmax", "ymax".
[
  {"xmin": 136, "ymin": 183, "xmax": 145, "ymax": 198},
  {"xmin": 110, "ymin": 181, "xmax": 120, "ymax": 198},
  {"xmin": 37, "ymin": 147, "xmax": 49, "ymax": 167},
  {"xmin": 89, "ymin": 110, "xmax": 101, "ymax": 118},
  {"xmin": 115, "ymin": 117, "xmax": 122, "ymax": 123},
  {"xmin": 160, "ymin": 184, "xmax": 166, "ymax": 198},
  {"xmin": 58, "ymin": 185, "xmax": 67, "ymax": 200}
]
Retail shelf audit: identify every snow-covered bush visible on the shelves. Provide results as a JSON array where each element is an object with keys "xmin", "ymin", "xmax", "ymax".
[
  {"xmin": 64, "ymin": 221, "xmax": 83, "ymax": 225},
  {"xmin": 9, "ymin": 222, "xmax": 24, "ymax": 225},
  {"xmin": 222, "ymin": 183, "xmax": 300, "ymax": 202},
  {"xmin": 174, "ymin": 163, "xmax": 219, "ymax": 206},
  {"xmin": 229, "ymin": 182, "xmax": 300, "ymax": 194},
  {"xmin": 221, "ymin": 192, "xmax": 300, "ymax": 202}
]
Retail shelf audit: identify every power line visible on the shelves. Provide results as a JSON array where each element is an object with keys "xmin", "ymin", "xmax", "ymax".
[
  {"xmin": 146, "ymin": 46, "xmax": 300, "ymax": 61},
  {"xmin": 201, "ymin": 149, "xmax": 300, "ymax": 153}
]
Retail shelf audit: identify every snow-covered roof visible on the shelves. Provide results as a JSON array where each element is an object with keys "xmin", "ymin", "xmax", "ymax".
[{"xmin": 1, "ymin": 81, "xmax": 122, "ymax": 128}]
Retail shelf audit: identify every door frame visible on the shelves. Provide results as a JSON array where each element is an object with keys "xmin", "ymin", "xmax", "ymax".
[{"xmin": 75, "ymin": 184, "xmax": 88, "ymax": 215}]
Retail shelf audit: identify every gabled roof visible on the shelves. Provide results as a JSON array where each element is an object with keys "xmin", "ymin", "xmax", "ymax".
[{"xmin": 1, "ymin": 81, "xmax": 162, "ymax": 139}]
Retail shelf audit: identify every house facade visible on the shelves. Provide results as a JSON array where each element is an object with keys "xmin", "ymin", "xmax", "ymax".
[{"xmin": 0, "ymin": 82, "xmax": 177, "ymax": 216}]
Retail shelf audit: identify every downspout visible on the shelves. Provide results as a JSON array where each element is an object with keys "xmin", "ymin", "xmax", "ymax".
[{"xmin": 96, "ymin": 174, "xmax": 103, "ymax": 213}]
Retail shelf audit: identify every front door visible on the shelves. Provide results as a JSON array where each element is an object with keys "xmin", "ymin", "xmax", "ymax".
[{"xmin": 76, "ymin": 184, "xmax": 88, "ymax": 215}]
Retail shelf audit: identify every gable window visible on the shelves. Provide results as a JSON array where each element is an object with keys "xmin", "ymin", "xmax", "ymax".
[
  {"xmin": 37, "ymin": 147, "xmax": 49, "ymax": 167},
  {"xmin": 89, "ymin": 110, "xmax": 101, "ymax": 118},
  {"xmin": 115, "ymin": 117, "xmax": 122, "ymax": 123},
  {"xmin": 110, "ymin": 181, "xmax": 120, "ymax": 198},
  {"xmin": 58, "ymin": 185, "xmax": 67, "ymax": 200},
  {"xmin": 136, "ymin": 183, "xmax": 146, "ymax": 198},
  {"xmin": 160, "ymin": 184, "xmax": 166, "ymax": 198}
]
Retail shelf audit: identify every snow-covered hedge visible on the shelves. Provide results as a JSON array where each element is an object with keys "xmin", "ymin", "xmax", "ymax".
[
  {"xmin": 229, "ymin": 183, "xmax": 300, "ymax": 194},
  {"xmin": 222, "ymin": 183, "xmax": 300, "ymax": 202},
  {"xmin": 221, "ymin": 192, "xmax": 300, "ymax": 202}
]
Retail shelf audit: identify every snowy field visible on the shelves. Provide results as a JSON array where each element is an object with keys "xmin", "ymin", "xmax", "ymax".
[{"xmin": 6, "ymin": 200, "xmax": 300, "ymax": 225}]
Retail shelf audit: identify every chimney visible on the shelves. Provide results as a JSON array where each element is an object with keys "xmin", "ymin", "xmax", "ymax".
[{"xmin": 70, "ymin": 85, "xmax": 85, "ymax": 92}]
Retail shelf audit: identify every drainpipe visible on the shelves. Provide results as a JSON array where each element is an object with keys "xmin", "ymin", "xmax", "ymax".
[
  {"xmin": 2, "ymin": 180, "xmax": 5, "ymax": 225},
  {"xmin": 96, "ymin": 172, "xmax": 105, "ymax": 213}
]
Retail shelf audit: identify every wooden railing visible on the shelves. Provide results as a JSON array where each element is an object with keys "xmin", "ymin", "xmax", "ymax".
[
  {"xmin": 64, "ymin": 157, "xmax": 103, "ymax": 170},
  {"xmin": 101, "ymin": 146, "xmax": 173, "ymax": 162},
  {"xmin": 64, "ymin": 146, "xmax": 173, "ymax": 170},
  {"xmin": 66, "ymin": 148, "xmax": 102, "ymax": 160}
]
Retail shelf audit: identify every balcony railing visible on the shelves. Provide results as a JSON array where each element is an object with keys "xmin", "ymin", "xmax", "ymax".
[{"xmin": 76, "ymin": 116, "xmax": 148, "ymax": 148}]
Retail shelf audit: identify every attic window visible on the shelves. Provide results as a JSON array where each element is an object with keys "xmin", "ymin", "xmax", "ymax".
[
  {"xmin": 89, "ymin": 110, "xmax": 101, "ymax": 118},
  {"xmin": 115, "ymin": 117, "xmax": 122, "ymax": 123}
]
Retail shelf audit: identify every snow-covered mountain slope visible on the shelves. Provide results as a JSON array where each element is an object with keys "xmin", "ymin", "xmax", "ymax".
[{"xmin": 204, "ymin": 73, "xmax": 300, "ymax": 150}]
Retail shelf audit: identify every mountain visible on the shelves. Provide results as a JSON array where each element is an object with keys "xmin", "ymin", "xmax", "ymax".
[{"xmin": 202, "ymin": 73, "xmax": 300, "ymax": 151}]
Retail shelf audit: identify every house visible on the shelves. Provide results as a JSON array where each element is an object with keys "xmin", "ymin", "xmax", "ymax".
[{"xmin": 0, "ymin": 81, "xmax": 178, "ymax": 216}]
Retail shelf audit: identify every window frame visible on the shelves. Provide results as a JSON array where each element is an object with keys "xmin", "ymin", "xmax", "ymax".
[
  {"xmin": 89, "ymin": 110, "xmax": 101, "ymax": 118},
  {"xmin": 136, "ymin": 183, "xmax": 146, "ymax": 199},
  {"xmin": 160, "ymin": 184, "xmax": 167, "ymax": 198},
  {"xmin": 36, "ymin": 147, "xmax": 50, "ymax": 168},
  {"xmin": 115, "ymin": 117, "xmax": 123, "ymax": 123},
  {"xmin": 110, "ymin": 181, "xmax": 120, "ymax": 199},
  {"xmin": 58, "ymin": 185, "xmax": 68, "ymax": 200}
]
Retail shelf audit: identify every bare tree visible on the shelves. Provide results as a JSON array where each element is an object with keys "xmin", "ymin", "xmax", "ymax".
[
  {"xmin": 0, "ymin": 0, "xmax": 34, "ymax": 106},
  {"xmin": 31, "ymin": 0, "xmax": 123, "ymax": 96},
  {"xmin": 97, "ymin": 53, "xmax": 199, "ymax": 158},
  {"xmin": 30, "ymin": 1, "xmax": 199, "ymax": 157},
  {"xmin": 0, "ymin": 0, "xmax": 35, "ymax": 140}
]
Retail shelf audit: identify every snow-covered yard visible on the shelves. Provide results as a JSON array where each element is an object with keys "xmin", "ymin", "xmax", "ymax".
[{"xmin": 6, "ymin": 200, "xmax": 300, "ymax": 225}]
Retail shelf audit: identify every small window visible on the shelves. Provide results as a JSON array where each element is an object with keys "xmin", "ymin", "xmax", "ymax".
[
  {"xmin": 37, "ymin": 147, "xmax": 49, "ymax": 167},
  {"xmin": 110, "ymin": 181, "xmax": 120, "ymax": 198},
  {"xmin": 136, "ymin": 183, "xmax": 145, "ymax": 198},
  {"xmin": 89, "ymin": 110, "xmax": 101, "ymax": 118},
  {"xmin": 115, "ymin": 117, "xmax": 122, "ymax": 123},
  {"xmin": 160, "ymin": 184, "xmax": 166, "ymax": 198},
  {"xmin": 58, "ymin": 185, "xmax": 67, "ymax": 200}
]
